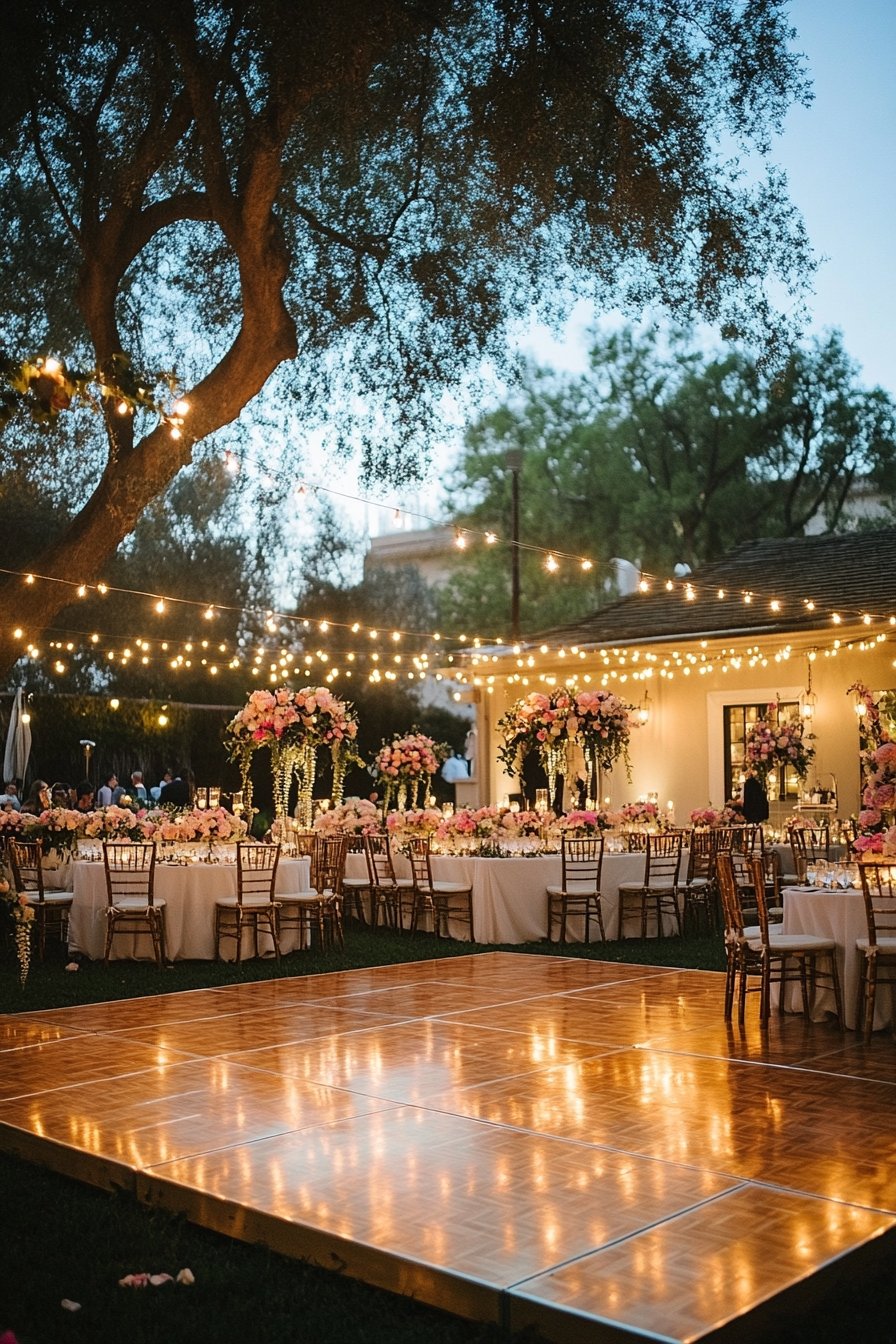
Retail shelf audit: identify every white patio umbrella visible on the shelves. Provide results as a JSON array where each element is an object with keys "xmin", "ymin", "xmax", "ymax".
[{"xmin": 3, "ymin": 688, "xmax": 32, "ymax": 786}]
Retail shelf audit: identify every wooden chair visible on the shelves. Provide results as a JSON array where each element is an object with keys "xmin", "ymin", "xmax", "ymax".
[
  {"xmin": 616, "ymin": 831, "xmax": 684, "ymax": 939},
  {"xmin": 677, "ymin": 828, "xmax": 716, "ymax": 934},
  {"xmin": 214, "ymin": 842, "xmax": 281, "ymax": 964},
  {"xmin": 341, "ymin": 833, "xmax": 372, "ymax": 925},
  {"xmin": 277, "ymin": 833, "xmax": 347, "ymax": 950},
  {"xmin": 314, "ymin": 833, "xmax": 349, "ymax": 950},
  {"xmin": 362, "ymin": 833, "xmax": 413, "ymax": 930},
  {"xmin": 546, "ymin": 835, "xmax": 605, "ymax": 944},
  {"xmin": 731, "ymin": 824, "xmax": 764, "ymax": 857},
  {"xmin": 789, "ymin": 822, "xmax": 832, "ymax": 883},
  {"xmin": 8, "ymin": 839, "xmax": 74, "ymax": 959},
  {"xmin": 856, "ymin": 862, "xmax": 896, "ymax": 1043},
  {"xmin": 407, "ymin": 836, "xmax": 474, "ymax": 941},
  {"xmin": 717, "ymin": 852, "xmax": 842, "ymax": 1027},
  {"xmin": 102, "ymin": 841, "xmax": 166, "ymax": 968}
]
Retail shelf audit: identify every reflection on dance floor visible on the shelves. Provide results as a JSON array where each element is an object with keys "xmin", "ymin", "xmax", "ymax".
[{"xmin": 1, "ymin": 953, "xmax": 895, "ymax": 1342}]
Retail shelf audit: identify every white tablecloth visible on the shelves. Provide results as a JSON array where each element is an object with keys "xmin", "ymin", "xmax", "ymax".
[
  {"xmin": 68, "ymin": 856, "xmax": 311, "ymax": 962},
  {"xmin": 345, "ymin": 850, "xmax": 681, "ymax": 944},
  {"xmin": 782, "ymin": 884, "xmax": 889, "ymax": 1030}
]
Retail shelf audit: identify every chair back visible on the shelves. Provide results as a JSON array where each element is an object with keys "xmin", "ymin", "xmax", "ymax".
[
  {"xmin": 8, "ymin": 839, "xmax": 46, "ymax": 901},
  {"xmin": 313, "ymin": 834, "xmax": 348, "ymax": 895},
  {"xmin": 236, "ymin": 841, "xmax": 280, "ymax": 904},
  {"xmin": 858, "ymin": 861, "xmax": 896, "ymax": 948},
  {"xmin": 623, "ymin": 830, "xmax": 648, "ymax": 852},
  {"xmin": 747, "ymin": 856, "xmax": 776, "ymax": 947},
  {"xmin": 685, "ymin": 828, "xmax": 714, "ymax": 882},
  {"xmin": 292, "ymin": 830, "xmax": 318, "ymax": 862},
  {"xmin": 103, "ymin": 841, "xmax": 157, "ymax": 906},
  {"xmin": 560, "ymin": 834, "xmax": 603, "ymax": 890},
  {"xmin": 643, "ymin": 830, "xmax": 683, "ymax": 885},
  {"xmin": 716, "ymin": 851, "xmax": 749, "ymax": 941},
  {"xmin": 406, "ymin": 836, "xmax": 434, "ymax": 893},
  {"xmin": 789, "ymin": 823, "xmax": 831, "ymax": 880},
  {"xmin": 363, "ymin": 832, "xmax": 397, "ymax": 887},
  {"xmin": 731, "ymin": 824, "xmax": 764, "ymax": 856}
]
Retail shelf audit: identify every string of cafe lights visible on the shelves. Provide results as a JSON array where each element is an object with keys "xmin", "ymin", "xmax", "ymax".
[
  {"xmin": 7, "ymin": 361, "xmax": 894, "ymax": 648},
  {"xmin": 12, "ymin": 589, "xmax": 895, "ymax": 697},
  {"xmin": 211, "ymin": 445, "xmax": 896, "ymax": 633},
  {"xmin": 3, "ymin": 446, "xmax": 895, "ymax": 684}
]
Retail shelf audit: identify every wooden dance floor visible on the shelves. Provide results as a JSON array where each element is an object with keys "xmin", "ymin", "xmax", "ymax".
[{"xmin": 2, "ymin": 952, "xmax": 896, "ymax": 1342}]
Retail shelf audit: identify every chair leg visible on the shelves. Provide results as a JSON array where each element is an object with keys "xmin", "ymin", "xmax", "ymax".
[
  {"xmin": 724, "ymin": 951, "xmax": 736, "ymax": 1022},
  {"xmin": 863, "ymin": 955, "xmax": 878, "ymax": 1044}
]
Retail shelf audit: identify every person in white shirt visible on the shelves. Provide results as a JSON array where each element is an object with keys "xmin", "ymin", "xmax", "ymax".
[
  {"xmin": 130, "ymin": 771, "xmax": 148, "ymax": 804},
  {"xmin": 0, "ymin": 780, "xmax": 21, "ymax": 810},
  {"xmin": 97, "ymin": 772, "xmax": 123, "ymax": 807},
  {"xmin": 441, "ymin": 751, "xmax": 469, "ymax": 783}
]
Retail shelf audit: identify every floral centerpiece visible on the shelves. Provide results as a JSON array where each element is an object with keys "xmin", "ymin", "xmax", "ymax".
[
  {"xmin": 500, "ymin": 809, "xmax": 547, "ymax": 838},
  {"xmin": 81, "ymin": 805, "xmax": 143, "ymax": 842},
  {"xmin": 434, "ymin": 805, "xmax": 555, "ymax": 854},
  {"xmin": 386, "ymin": 808, "xmax": 443, "ymax": 844},
  {"xmin": 313, "ymin": 797, "xmax": 381, "ymax": 837},
  {"xmin": 616, "ymin": 801, "xmax": 669, "ymax": 829},
  {"xmin": 0, "ymin": 809, "xmax": 28, "ymax": 839},
  {"xmin": 689, "ymin": 806, "xmax": 741, "ymax": 828},
  {"xmin": 224, "ymin": 685, "xmax": 361, "ymax": 827},
  {"xmin": 374, "ymin": 731, "xmax": 445, "ymax": 812},
  {"xmin": 173, "ymin": 806, "xmax": 248, "ymax": 845},
  {"xmin": 557, "ymin": 808, "xmax": 611, "ymax": 836},
  {"xmin": 23, "ymin": 807, "xmax": 84, "ymax": 854},
  {"xmin": 744, "ymin": 702, "xmax": 815, "ymax": 787}
]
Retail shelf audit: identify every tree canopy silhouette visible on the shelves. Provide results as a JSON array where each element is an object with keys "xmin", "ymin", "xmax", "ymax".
[{"xmin": 0, "ymin": 0, "xmax": 815, "ymax": 673}]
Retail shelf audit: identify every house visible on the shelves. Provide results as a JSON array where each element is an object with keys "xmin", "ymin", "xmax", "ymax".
[{"xmin": 448, "ymin": 530, "xmax": 896, "ymax": 824}]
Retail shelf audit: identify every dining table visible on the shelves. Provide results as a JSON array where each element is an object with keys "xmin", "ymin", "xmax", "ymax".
[
  {"xmin": 781, "ymin": 883, "xmax": 890, "ymax": 1031},
  {"xmin": 68, "ymin": 852, "xmax": 312, "ymax": 963},
  {"xmin": 344, "ymin": 848, "xmax": 684, "ymax": 944}
]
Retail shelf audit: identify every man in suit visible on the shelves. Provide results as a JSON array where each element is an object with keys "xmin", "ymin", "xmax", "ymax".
[{"xmin": 159, "ymin": 769, "xmax": 193, "ymax": 807}]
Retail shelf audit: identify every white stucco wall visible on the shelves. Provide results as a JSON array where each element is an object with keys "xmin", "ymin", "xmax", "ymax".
[{"xmin": 474, "ymin": 640, "xmax": 889, "ymax": 818}]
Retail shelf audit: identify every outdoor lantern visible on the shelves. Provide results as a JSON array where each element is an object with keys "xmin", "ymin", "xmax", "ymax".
[{"xmin": 800, "ymin": 662, "xmax": 817, "ymax": 720}]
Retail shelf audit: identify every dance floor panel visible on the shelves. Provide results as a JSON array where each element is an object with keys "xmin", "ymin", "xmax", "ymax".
[{"xmin": 1, "ymin": 952, "xmax": 895, "ymax": 1343}]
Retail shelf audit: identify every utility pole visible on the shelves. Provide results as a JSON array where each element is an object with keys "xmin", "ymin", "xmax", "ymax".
[{"xmin": 505, "ymin": 448, "xmax": 523, "ymax": 641}]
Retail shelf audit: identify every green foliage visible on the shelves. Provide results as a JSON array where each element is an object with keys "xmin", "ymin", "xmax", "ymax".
[
  {"xmin": 3, "ymin": 691, "xmax": 239, "ymax": 799},
  {"xmin": 439, "ymin": 328, "xmax": 896, "ymax": 635},
  {"xmin": 0, "ymin": 0, "xmax": 819, "ymax": 668}
]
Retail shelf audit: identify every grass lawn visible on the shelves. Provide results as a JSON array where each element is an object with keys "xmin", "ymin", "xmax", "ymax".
[{"xmin": 2, "ymin": 927, "xmax": 895, "ymax": 1344}]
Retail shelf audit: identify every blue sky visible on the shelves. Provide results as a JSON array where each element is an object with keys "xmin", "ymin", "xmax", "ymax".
[
  {"xmin": 323, "ymin": 2, "xmax": 896, "ymax": 535},
  {"xmin": 525, "ymin": 0, "xmax": 896, "ymax": 397}
]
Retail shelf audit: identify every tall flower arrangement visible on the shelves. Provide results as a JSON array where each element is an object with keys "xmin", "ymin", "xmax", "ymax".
[
  {"xmin": 850, "ymin": 684, "xmax": 896, "ymax": 855},
  {"xmin": 498, "ymin": 685, "xmax": 636, "ymax": 804},
  {"xmin": 1, "ymin": 876, "xmax": 34, "ymax": 988},
  {"xmin": 743, "ymin": 702, "xmax": 815, "ymax": 786},
  {"xmin": 374, "ymin": 731, "xmax": 445, "ymax": 812},
  {"xmin": 223, "ymin": 685, "xmax": 361, "ymax": 827},
  {"xmin": 568, "ymin": 688, "xmax": 635, "ymax": 797},
  {"xmin": 497, "ymin": 690, "xmax": 572, "ymax": 804}
]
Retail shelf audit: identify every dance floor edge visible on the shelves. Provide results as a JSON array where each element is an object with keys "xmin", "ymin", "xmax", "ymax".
[{"xmin": 2, "ymin": 951, "xmax": 896, "ymax": 1344}]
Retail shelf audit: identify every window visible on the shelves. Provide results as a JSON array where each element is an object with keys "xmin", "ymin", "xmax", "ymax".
[{"xmin": 724, "ymin": 701, "xmax": 799, "ymax": 802}]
